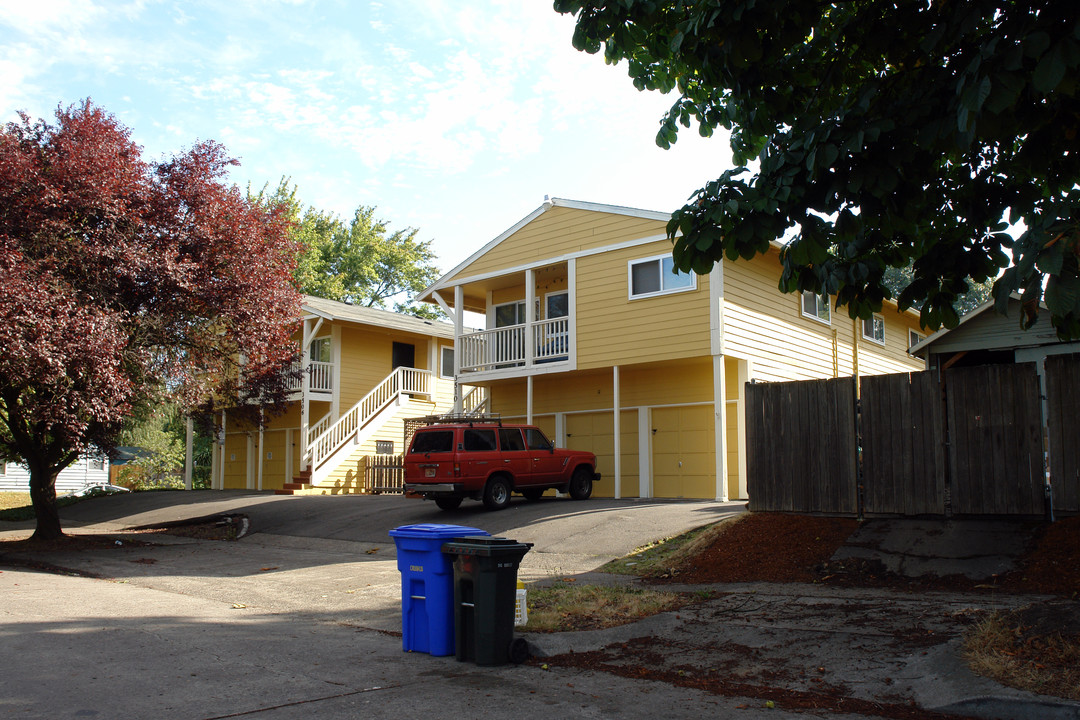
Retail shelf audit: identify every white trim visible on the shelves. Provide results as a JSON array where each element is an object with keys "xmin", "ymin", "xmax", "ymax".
[
  {"xmin": 439, "ymin": 344, "xmax": 455, "ymax": 379},
  {"xmin": 425, "ymin": 232, "xmax": 672, "ymax": 300},
  {"xmin": 627, "ymin": 253, "xmax": 698, "ymax": 300},
  {"xmin": 801, "ymin": 290, "xmax": 832, "ymax": 325},
  {"xmin": 709, "ymin": 261, "xmax": 723, "ymax": 356},
  {"xmin": 714, "ymin": 355, "xmax": 727, "ymax": 502},
  {"xmin": 638, "ymin": 408, "xmax": 651, "ymax": 499},
  {"xmin": 419, "ymin": 198, "xmax": 672, "ymax": 302},
  {"xmin": 861, "ymin": 314, "xmax": 886, "ymax": 345}
]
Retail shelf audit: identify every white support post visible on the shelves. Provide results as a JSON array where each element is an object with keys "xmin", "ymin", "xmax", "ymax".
[
  {"xmin": 299, "ymin": 317, "xmax": 312, "ymax": 468},
  {"xmin": 524, "ymin": 268, "xmax": 535, "ymax": 367},
  {"xmin": 454, "ymin": 285, "xmax": 465, "ymax": 414},
  {"xmin": 219, "ymin": 410, "xmax": 227, "ymax": 490},
  {"xmin": 613, "ymin": 365, "xmax": 621, "ymax": 500},
  {"xmin": 184, "ymin": 415, "xmax": 193, "ymax": 491},
  {"xmin": 526, "ymin": 374, "xmax": 534, "ymax": 426},
  {"xmin": 638, "ymin": 408, "xmax": 651, "ymax": 498},
  {"xmin": 714, "ymin": 354, "xmax": 728, "ymax": 502}
]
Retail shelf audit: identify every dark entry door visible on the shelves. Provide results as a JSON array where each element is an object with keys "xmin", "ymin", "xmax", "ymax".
[{"xmin": 392, "ymin": 342, "xmax": 415, "ymax": 369}]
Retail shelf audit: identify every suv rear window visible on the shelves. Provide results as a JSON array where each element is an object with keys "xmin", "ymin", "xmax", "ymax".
[
  {"xmin": 410, "ymin": 430, "xmax": 453, "ymax": 453},
  {"xmin": 463, "ymin": 428, "xmax": 498, "ymax": 451}
]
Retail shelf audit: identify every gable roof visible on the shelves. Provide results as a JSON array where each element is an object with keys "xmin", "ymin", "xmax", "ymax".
[
  {"xmin": 301, "ymin": 295, "xmax": 455, "ymax": 339},
  {"xmin": 419, "ymin": 197, "xmax": 672, "ymax": 302},
  {"xmin": 909, "ymin": 294, "xmax": 1067, "ymax": 356}
]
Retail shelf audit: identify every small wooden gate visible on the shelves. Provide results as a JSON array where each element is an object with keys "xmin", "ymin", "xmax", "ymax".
[{"xmin": 365, "ymin": 454, "xmax": 404, "ymax": 494}]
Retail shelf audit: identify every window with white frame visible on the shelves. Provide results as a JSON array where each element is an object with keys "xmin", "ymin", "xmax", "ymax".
[
  {"xmin": 439, "ymin": 346, "xmax": 454, "ymax": 378},
  {"xmin": 628, "ymin": 254, "xmax": 695, "ymax": 299},
  {"xmin": 908, "ymin": 329, "xmax": 925, "ymax": 353},
  {"xmin": 0, "ymin": 461, "xmax": 5, "ymax": 476},
  {"xmin": 862, "ymin": 314, "xmax": 885, "ymax": 344},
  {"xmin": 801, "ymin": 291, "xmax": 831, "ymax": 324},
  {"xmin": 88, "ymin": 456, "xmax": 105, "ymax": 471}
]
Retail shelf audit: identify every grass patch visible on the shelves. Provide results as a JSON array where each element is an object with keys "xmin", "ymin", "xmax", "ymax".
[
  {"xmin": 964, "ymin": 607, "xmax": 1080, "ymax": 701},
  {"xmin": 599, "ymin": 515, "xmax": 740, "ymax": 578},
  {"xmin": 0, "ymin": 492, "xmax": 31, "ymax": 512},
  {"xmin": 522, "ymin": 583, "xmax": 690, "ymax": 632}
]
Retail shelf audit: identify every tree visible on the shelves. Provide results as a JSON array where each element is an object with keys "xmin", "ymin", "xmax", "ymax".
[
  {"xmin": 555, "ymin": 1, "xmax": 1080, "ymax": 336},
  {"xmin": 252, "ymin": 179, "xmax": 444, "ymax": 319},
  {"xmin": 0, "ymin": 101, "xmax": 302, "ymax": 540}
]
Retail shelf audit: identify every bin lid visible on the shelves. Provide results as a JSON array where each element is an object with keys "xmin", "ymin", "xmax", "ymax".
[
  {"xmin": 388, "ymin": 523, "xmax": 489, "ymax": 540},
  {"xmin": 442, "ymin": 536, "xmax": 533, "ymax": 556}
]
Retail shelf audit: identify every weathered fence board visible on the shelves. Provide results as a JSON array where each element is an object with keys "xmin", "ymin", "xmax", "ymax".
[
  {"xmin": 746, "ymin": 377, "xmax": 857, "ymax": 514},
  {"xmin": 365, "ymin": 454, "xmax": 404, "ymax": 494},
  {"xmin": 1046, "ymin": 354, "xmax": 1080, "ymax": 513},
  {"xmin": 861, "ymin": 372, "xmax": 945, "ymax": 515},
  {"xmin": 945, "ymin": 364, "xmax": 1044, "ymax": 515}
]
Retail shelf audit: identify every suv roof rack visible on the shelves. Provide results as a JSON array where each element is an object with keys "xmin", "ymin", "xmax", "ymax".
[{"xmin": 416, "ymin": 413, "xmax": 504, "ymax": 427}]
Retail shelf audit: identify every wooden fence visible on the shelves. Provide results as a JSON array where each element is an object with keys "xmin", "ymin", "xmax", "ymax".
[
  {"xmin": 746, "ymin": 360, "xmax": 1073, "ymax": 517},
  {"xmin": 365, "ymin": 454, "xmax": 404, "ymax": 494}
]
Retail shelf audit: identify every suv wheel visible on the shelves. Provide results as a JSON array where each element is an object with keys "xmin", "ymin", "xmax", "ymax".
[
  {"xmin": 483, "ymin": 476, "xmax": 511, "ymax": 511},
  {"xmin": 568, "ymin": 467, "xmax": 593, "ymax": 500},
  {"xmin": 434, "ymin": 496, "xmax": 463, "ymax": 511}
]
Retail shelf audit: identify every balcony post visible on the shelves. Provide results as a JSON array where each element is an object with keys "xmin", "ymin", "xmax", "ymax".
[
  {"xmin": 299, "ymin": 317, "xmax": 312, "ymax": 468},
  {"xmin": 453, "ymin": 285, "xmax": 464, "ymax": 414},
  {"xmin": 525, "ymin": 268, "xmax": 535, "ymax": 367}
]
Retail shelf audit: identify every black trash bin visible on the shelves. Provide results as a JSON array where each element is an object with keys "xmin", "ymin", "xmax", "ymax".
[{"xmin": 442, "ymin": 536, "xmax": 533, "ymax": 666}]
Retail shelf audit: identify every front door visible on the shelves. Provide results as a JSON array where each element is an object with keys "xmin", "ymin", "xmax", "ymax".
[{"xmin": 392, "ymin": 342, "xmax": 415, "ymax": 369}]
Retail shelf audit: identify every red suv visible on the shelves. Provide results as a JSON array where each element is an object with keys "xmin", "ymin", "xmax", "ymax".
[{"xmin": 403, "ymin": 420, "xmax": 600, "ymax": 511}]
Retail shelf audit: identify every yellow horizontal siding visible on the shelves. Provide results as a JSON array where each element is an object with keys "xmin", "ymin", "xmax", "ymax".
[
  {"xmin": 577, "ymin": 241, "xmax": 711, "ymax": 368},
  {"xmin": 453, "ymin": 207, "xmax": 666, "ymax": 280}
]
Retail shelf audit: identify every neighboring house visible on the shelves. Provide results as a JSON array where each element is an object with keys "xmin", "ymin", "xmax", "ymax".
[
  {"xmin": 0, "ymin": 455, "xmax": 110, "ymax": 494},
  {"xmin": 909, "ymin": 295, "xmax": 1080, "ymax": 381},
  {"xmin": 213, "ymin": 296, "xmax": 470, "ymax": 494},
  {"xmin": 417, "ymin": 197, "xmax": 925, "ymax": 501}
]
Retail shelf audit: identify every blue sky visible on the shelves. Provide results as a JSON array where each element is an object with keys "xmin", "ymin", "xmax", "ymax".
[{"xmin": 1, "ymin": 0, "xmax": 734, "ymax": 274}]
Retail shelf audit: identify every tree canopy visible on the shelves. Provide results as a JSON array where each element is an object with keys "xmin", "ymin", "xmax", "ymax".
[
  {"xmin": 555, "ymin": 1, "xmax": 1080, "ymax": 337},
  {"xmin": 253, "ymin": 179, "xmax": 443, "ymax": 320},
  {"xmin": 0, "ymin": 101, "xmax": 302, "ymax": 539}
]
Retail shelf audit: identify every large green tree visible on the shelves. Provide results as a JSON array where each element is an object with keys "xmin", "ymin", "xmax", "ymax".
[
  {"xmin": 253, "ymin": 180, "xmax": 443, "ymax": 319},
  {"xmin": 555, "ymin": 1, "xmax": 1080, "ymax": 336}
]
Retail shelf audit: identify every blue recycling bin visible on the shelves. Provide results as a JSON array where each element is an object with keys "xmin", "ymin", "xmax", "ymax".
[{"xmin": 388, "ymin": 523, "xmax": 489, "ymax": 656}]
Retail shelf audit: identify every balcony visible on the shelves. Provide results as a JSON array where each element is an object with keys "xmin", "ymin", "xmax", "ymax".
[
  {"xmin": 286, "ymin": 360, "xmax": 334, "ymax": 395},
  {"xmin": 459, "ymin": 317, "xmax": 569, "ymax": 374}
]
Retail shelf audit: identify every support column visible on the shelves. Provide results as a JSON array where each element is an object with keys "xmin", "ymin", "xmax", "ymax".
[
  {"xmin": 638, "ymin": 408, "xmax": 651, "ymax": 498},
  {"xmin": 257, "ymin": 409, "xmax": 265, "ymax": 492},
  {"xmin": 219, "ymin": 410, "xmax": 227, "ymax": 490},
  {"xmin": 524, "ymin": 268, "xmax": 535, "ymax": 367},
  {"xmin": 184, "ymin": 416, "xmax": 193, "ymax": 491},
  {"xmin": 526, "ymin": 375, "xmax": 534, "ymax": 425},
  {"xmin": 299, "ymin": 317, "xmax": 313, "ymax": 468},
  {"xmin": 714, "ymin": 354, "xmax": 729, "ymax": 502},
  {"xmin": 454, "ymin": 285, "xmax": 465, "ymax": 414},
  {"xmin": 613, "ymin": 365, "xmax": 621, "ymax": 500}
]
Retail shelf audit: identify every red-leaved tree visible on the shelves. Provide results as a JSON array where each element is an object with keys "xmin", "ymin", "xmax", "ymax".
[{"xmin": 0, "ymin": 101, "xmax": 302, "ymax": 539}]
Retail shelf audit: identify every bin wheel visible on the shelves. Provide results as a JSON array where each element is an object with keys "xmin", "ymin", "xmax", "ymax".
[
  {"xmin": 434, "ymin": 496, "xmax": 463, "ymax": 510},
  {"xmin": 568, "ymin": 467, "xmax": 593, "ymax": 500},
  {"xmin": 508, "ymin": 637, "xmax": 530, "ymax": 664},
  {"xmin": 483, "ymin": 476, "xmax": 511, "ymax": 511}
]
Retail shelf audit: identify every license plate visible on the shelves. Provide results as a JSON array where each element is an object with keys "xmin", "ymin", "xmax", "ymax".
[{"xmin": 425, "ymin": 468, "xmax": 436, "ymax": 478}]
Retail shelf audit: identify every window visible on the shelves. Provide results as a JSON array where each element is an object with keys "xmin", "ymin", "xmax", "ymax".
[
  {"xmin": 310, "ymin": 337, "xmax": 331, "ymax": 363},
  {"xmin": 88, "ymin": 456, "xmax": 105, "ymax": 472},
  {"xmin": 0, "ymin": 461, "xmax": 5, "ymax": 476},
  {"xmin": 524, "ymin": 428, "xmax": 553, "ymax": 451},
  {"xmin": 494, "ymin": 301, "xmax": 527, "ymax": 327},
  {"xmin": 801, "ymin": 291, "xmax": 831, "ymax": 324},
  {"xmin": 628, "ymin": 255, "xmax": 696, "ymax": 299},
  {"xmin": 908, "ymin": 329, "xmax": 925, "ymax": 354},
  {"xmin": 862, "ymin": 315, "xmax": 885, "ymax": 344},
  {"xmin": 375, "ymin": 440, "xmax": 394, "ymax": 454},
  {"xmin": 498, "ymin": 428, "xmax": 526, "ymax": 452},
  {"xmin": 410, "ymin": 430, "xmax": 453, "ymax": 454},
  {"xmin": 439, "ymin": 346, "xmax": 454, "ymax": 378},
  {"xmin": 463, "ymin": 428, "xmax": 498, "ymax": 452}
]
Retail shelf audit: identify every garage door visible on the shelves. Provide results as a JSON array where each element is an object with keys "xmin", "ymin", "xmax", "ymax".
[
  {"xmin": 651, "ymin": 405, "xmax": 716, "ymax": 499},
  {"xmin": 563, "ymin": 411, "xmax": 639, "ymax": 498}
]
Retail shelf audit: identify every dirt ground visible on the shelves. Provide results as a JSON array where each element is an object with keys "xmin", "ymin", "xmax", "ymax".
[{"xmin": 543, "ymin": 513, "xmax": 1080, "ymax": 719}]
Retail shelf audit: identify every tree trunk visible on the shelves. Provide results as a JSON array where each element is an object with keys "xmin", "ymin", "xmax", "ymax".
[{"xmin": 29, "ymin": 463, "xmax": 63, "ymax": 541}]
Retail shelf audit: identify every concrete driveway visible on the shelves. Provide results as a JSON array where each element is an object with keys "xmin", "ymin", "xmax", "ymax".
[{"xmin": 54, "ymin": 490, "xmax": 745, "ymax": 577}]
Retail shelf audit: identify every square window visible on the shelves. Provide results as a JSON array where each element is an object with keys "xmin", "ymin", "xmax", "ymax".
[
  {"xmin": 862, "ymin": 315, "xmax": 885, "ymax": 344},
  {"xmin": 375, "ymin": 440, "xmax": 394, "ymax": 454},
  {"xmin": 801, "ymin": 291, "xmax": 831, "ymax": 324},
  {"xmin": 439, "ymin": 346, "xmax": 454, "ymax": 378},
  {"xmin": 629, "ymin": 255, "xmax": 696, "ymax": 299}
]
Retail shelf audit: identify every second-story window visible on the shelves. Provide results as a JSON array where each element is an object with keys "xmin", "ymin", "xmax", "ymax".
[
  {"xmin": 801, "ymin": 291, "xmax": 831, "ymax": 324},
  {"xmin": 862, "ymin": 315, "xmax": 885, "ymax": 344},
  {"xmin": 310, "ymin": 337, "xmax": 331, "ymax": 362},
  {"xmin": 628, "ymin": 254, "xmax": 695, "ymax": 299}
]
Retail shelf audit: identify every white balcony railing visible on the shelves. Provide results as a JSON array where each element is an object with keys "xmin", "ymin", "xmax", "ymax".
[
  {"xmin": 459, "ymin": 318, "xmax": 569, "ymax": 373},
  {"xmin": 286, "ymin": 360, "xmax": 334, "ymax": 393}
]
